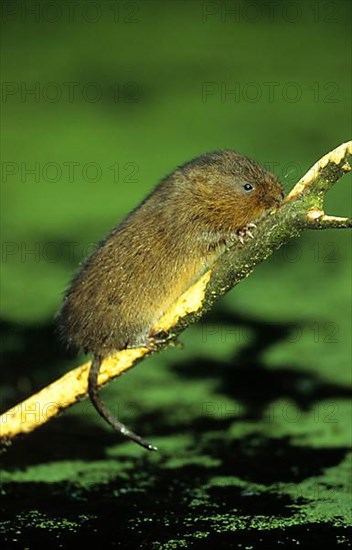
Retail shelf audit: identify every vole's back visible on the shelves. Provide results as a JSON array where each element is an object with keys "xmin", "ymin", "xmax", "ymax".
[{"xmin": 58, "ymin": 177, "xmax": 210, "ymax": 356}]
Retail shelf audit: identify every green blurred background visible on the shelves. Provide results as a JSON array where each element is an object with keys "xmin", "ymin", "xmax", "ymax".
[{"xmin": 1, "ymin": 1, "xmax": 351, "ymax": 547}]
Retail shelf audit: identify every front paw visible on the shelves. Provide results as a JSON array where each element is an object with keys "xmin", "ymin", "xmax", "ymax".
[{"xmin": 236, "ymin": 223, "xmax": 256, "ymax": 244}]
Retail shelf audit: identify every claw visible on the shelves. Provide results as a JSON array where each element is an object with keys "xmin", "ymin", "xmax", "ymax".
[{"xmin": 235, "ymin": 222, "xmax": 256, "ymax": 244}]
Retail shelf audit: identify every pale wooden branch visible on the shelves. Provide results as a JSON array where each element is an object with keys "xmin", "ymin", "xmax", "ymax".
[
  {"xmin": 1, "ymin": 141, "xmax": 351, "ymax": 445},
  {"xmin": 304, "ymin": 211, "xmax": 352, "ymax": 230}
]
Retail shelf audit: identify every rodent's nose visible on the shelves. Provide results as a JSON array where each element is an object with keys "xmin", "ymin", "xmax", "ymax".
[
  {"xmin": 273, "ymin": 190, "xmax": 285, "ymax": 207},
  {"xmin": 265, "ymin": 195, "xmax": 282, "ymax": 209}
]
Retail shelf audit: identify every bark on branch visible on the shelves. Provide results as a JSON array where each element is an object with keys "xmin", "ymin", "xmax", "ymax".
[{"xmin": 1, "ymin": 141, "xmax": 351, "ymax": 446}]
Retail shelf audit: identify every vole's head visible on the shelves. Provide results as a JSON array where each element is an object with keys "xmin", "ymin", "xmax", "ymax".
[{"xmin": 173, "ymin": 150, "xmax": 285, "ymax": 229}]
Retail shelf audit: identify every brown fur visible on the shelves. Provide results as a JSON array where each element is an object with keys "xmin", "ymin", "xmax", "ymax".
[{"xmin": 57, "ymin": 150, "xmax": 284, "ymax": 357}]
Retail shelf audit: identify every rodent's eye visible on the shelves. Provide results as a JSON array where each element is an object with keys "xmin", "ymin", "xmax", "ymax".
[{"xmin": 242, "ymin": 182, "xmax": 255, "ymax": 192}]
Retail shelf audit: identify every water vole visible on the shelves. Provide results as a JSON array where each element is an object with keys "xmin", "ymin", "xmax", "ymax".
[{"xmin": 57, "ymin": 150, "xmax": 284, "ymax": 450}]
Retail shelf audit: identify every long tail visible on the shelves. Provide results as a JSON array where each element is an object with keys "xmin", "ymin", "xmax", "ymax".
[{"xmin": 88, "ymin": 356, "xmax": 157, "ymax": 451}]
